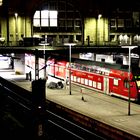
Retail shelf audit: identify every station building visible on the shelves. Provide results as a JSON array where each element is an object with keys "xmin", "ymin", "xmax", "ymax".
[{"xmin": 0, "ymin": 0, "xmax": 140, "ymax": 46}]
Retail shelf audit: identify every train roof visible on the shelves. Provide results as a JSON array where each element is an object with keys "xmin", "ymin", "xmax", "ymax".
[{"xmin": 72, "ymin": 58, "xmax": 129, "ymax": 72}]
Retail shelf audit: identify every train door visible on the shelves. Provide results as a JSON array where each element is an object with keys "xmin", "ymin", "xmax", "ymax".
[{"xmin": 104, "ymin": 77, "xmax": 109, "ymax": 94}]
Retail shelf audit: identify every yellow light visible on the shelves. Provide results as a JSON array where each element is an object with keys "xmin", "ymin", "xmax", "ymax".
[
  {"xmin": 98, "ymin": 14, "xmax": 102, "ymax": 19},
  {"xmin": 0, "ymin": 0, "xmax": 3, "ymax": 6},
  {"xmin": 15, "ymin": 13, "xmax": 18, "ymax": 18}
]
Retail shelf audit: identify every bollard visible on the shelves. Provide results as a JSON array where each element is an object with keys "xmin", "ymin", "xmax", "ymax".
[
  {"xmin": 29, "ymin": 71, "xmax": 32, "ymax": 81},
  {"xmin": 26, "ymin": 73, "xmax": 28, "ymax": 80},
  {"xmin": 81, "ymin": 88, "xmax": 85, "ymax": 101},
  {"xmin": 31, "ymin": 79, "xmax": 47, "ymax": 138},
  {"xmin": 32, "ymin": 79, "xmax": 46, "ymax": 108}
]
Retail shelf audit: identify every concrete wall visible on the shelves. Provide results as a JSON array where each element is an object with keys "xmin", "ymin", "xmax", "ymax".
[
  {"xmin": 84, "ymin": 17, "xmax": 109, "ymax": 45},
  {"xmin": 1, "ymin": 15, "xmax": 32, "ymax": 45}
]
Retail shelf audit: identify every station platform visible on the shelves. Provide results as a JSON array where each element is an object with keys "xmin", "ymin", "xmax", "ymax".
[{"xmin": 0, "ymin": 69, "xmax": 140, "ymax": 139}]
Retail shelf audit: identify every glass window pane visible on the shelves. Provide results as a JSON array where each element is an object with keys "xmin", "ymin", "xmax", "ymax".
[
  {"xmin": 41, "ymin": 19, "xmax": 48, "ymax": 26},
  {"xmin": 75, "ymin": 20, "xmax": 81, "ymax": 27},
  {"xmin": 67, "ymin": 20, "xmax": 73, "ymax": 27},
  {"xmin": 93, "ymin": 81, "xmax": 96, "ymax": 88},
  {"xmin": 34, "ymin": 11, "xmax": 40, "ymax": 18},
  {"xmin": 33, "ymin": 19, "xmax": 40, "ymax": 27},
  {"xmin": 117, "ymin": 19, "xmax": 124, "ymax": 27},
  {"xmin": 58, "ymin": 20, "xmax": 65, "ymax": 26},
  {"xmin": 110, "ymin": 19, "xmax": 116, "ymax": 27},
  {"xmin": 50, "ymin": 11, "xmax": 58, "ymax": 18},
  {"xmin": 114, "ymin": 79, "xmax": 118, "ymax": 86},
  {"xmin": 50, "ymin": 19, "xmax": 57, "ymax": 26},
  {"xmin": 41, "ymin": 10, "xmax": 49, "ymax": 18}
]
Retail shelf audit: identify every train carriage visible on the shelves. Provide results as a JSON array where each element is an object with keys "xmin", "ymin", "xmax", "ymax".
[
  {"xmin": 69, "ymin": 59, "xmax": 140, "ymax": 101},
  {"xmin": 50, "ymin": 58, "xmax": 140, "ymax": 102},
  {"xmin": 25, "ymin": 54, "xmax": 140, "ymax": 102}
]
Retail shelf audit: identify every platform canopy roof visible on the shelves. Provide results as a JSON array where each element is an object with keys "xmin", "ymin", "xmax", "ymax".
[{"xmin": 1, "ymin": 0, "xmax": 140, "ymax": 17}]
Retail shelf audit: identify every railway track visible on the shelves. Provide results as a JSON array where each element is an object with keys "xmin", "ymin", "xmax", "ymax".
[
  {"xmin": 1, "ymin": 74, "xmax": 140, "ymax": 140},
  {"xmin": 0, "ymin": 81, "xmax": 107, "ymax": 139}
]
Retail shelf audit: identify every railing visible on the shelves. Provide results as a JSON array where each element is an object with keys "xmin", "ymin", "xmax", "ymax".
[{"xmin": 0, "ymin": 40, "xmax": 140, "ymax": 47}]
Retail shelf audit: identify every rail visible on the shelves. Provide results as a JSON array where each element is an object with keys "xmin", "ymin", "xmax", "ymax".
[{"xmin": 0, "ymin": 76, "xmax": 106, "ymax": 139}]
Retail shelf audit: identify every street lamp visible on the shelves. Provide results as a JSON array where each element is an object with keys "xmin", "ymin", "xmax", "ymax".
[
  {"xmin": 15, "ymin": 13, "xmax": 18, "ymax": 45},
  {"xmin": 39, "ymin": 42, "xmax": 49, "ymax": 79},
  {"xmin": 96, "ymin": 14, "xmax": 102, "ymax": 45},
  {"xmin": 64, "ymin": 43, "xmax": 76, "ymax": 95},
  {"xmin": 121, "ymin": 46, "xmax": 138, "ymax": 115}
]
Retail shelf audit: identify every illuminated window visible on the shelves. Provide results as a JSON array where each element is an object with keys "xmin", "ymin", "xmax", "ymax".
[
  {"xmin": 33, "ymin": 10, "xmax": 58, "ymax": 27},
  {"xmin": 50, "ymin": 11, "xmax": 57, "ymax": 26},
  {"xmin": 41, "ymin": 10, "xmax": 49, "ymax": 26},
  {"xmin": 33, "ymin": 11, "xmax": 40, "ymax": 27},
  {"xmin": 33, "ymin": 1, "xmax": 82, "ymax": 39}
]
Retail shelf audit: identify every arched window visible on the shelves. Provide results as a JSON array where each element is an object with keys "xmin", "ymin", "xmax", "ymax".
[
  {"xmin": 33, "ymin": 10, "xmax": 58, "ymax": 27},
  {"xmin": 33, "ymin": 1, "xmax": 82, "ymax": 32}
]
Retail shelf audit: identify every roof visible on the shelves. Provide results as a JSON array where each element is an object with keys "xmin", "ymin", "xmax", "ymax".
[
  {"xmin": 73, "ymin": 58, "xmax": 129, "ymax": 72},
  {"xmin": 1, "ymin": 0, "xmax": 140, "ymax": 16}
]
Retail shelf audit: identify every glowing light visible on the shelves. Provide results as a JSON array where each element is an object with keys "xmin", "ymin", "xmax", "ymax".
[
  {"xmin": 0, "ymin": 0, "xmax": 3, "ymax": 6},
  {"xmin": 98, "ymin": 14, "xmax": 102, "ymax": 19}
]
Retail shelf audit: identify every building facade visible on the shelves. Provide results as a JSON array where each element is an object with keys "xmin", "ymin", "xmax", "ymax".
[{"xmin": 0, "ymin": 0, "xmax": 140, "ymax": 46}]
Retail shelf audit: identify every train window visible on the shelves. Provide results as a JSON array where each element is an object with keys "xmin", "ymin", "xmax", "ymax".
[
  {"xmin": 85, "ymin": 79, "xmax": 88, "ymax": 85},
  {"xmin": 87, "ymin": 67, "xmax": 90, "ymax": 72},
  {"xmin": 71, "ymin": 75, "xmax": 73, "ymax": 81},
  {"xmin": 71, "ymin": 64, "xmax": 74, "ymax": 68},
  {"xmin": 74, "ymin": 76, "xmax": 76, "ymax": 82},
  {"xmin": 89, "ymin": 80, "xmax": 92, "ymax": 86},
  {"xmin": 90, "ymin": 68, "xmax": 93, "ymax": 72},
  {"xmin": 77, "ymin": 77, "xmax": 80, "ymax": 83},
  {"xmin": 113, "ymin": 79, "xmax": 119, "ymax": 86},
  {"xmin": 55, "ymin": 66, "xmax": 58, "ymax": 71},
  {"xmin": 97, "ymin": 82, "xmax": 101, "ymax": 89},
  {"xmin": 81, "ymin": 78, "xmax": 84, "ymax": 84},
  {"xmin": 72, "ymin": 64, "xmax": 76, "ymax": 69},
  {"xmin": 75, "ymin": 64, "xmax": 80, "ymax": 69},
  {"xmin": 124, "ymin": 79, "xmax": 129, "ymax": 88},
  {"xmin": 80, "ymin": 65, "xmax": 83, "ymax": 70},
  {"xmin": 83, "ymin": 66, "xmax": 86, "ymax": 71},
  {"xmin": 93, "ymin": 81, "xmax": 96, "ymax": 88},
  {"xmin": 80, "ymin": 65, "xmax": 82, "ymax": 70}
]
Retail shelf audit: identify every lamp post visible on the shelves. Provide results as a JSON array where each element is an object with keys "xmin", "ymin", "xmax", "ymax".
[
  {"xmin": 96, "ymin": 14, "xmax": 102, "ymax": 45},
  {"xmin": 15, "ymin": 13, "xmax": 18, "ymax": 45},
  {"xmin": 64, "ymin": 43, "xmax": 76, "ymax": 95},
  {"xmin": 122, "ymin": 46, "xmax": 138, "ymax": 115},
  {"xmin": 39, "ymin": 43, "xmax": 49, "ymax": 79}
]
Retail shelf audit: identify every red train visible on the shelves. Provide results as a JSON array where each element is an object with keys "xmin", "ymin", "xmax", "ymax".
[
  {"xmin": 25, "ymin": 54, "xmax": 140, "ymax": 102},
  {"xmin": 47, "ymin": 58, "xmax": 140, "ymax": 102}
]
